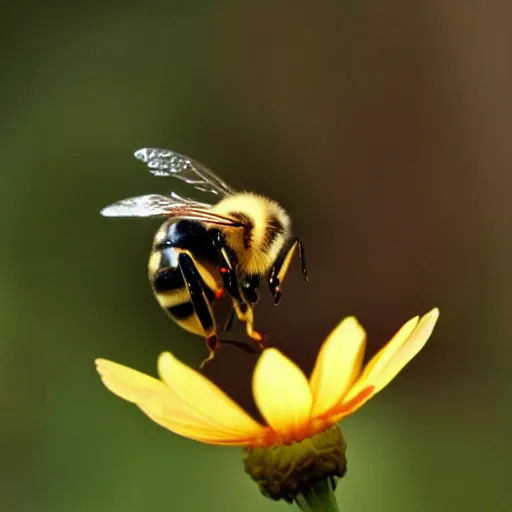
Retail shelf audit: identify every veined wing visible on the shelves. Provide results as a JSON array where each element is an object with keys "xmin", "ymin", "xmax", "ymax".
[
  {"xmin": 134, "ymin": 147, "xmax": 236, "ymax": 197},
  {"xmin": 100, "ymin": 194, "xmax": 245, "ymax": 227}
]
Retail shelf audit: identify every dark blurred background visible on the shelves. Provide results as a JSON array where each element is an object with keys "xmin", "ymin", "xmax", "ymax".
[{"xmin": 1, "ymin": 1, "xmax": 511, "ymax": 511}]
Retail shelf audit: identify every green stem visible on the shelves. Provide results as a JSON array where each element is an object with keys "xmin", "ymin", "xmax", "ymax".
[{"xmin": 294, "ymin": 478, "xmax": 340, "ymax": 512}]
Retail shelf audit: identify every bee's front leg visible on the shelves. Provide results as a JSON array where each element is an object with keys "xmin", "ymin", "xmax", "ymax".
[
  {"xmin": 267, "ymin": 236, "xmax": 308, "ymax": 304},
  {"xmin": 211, "ymin": 231, "xmax": 264, "ymax": 345}
]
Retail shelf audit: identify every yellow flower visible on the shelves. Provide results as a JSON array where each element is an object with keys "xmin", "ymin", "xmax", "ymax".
[{"xmin": 95, "ymin": 308, "xmax": 439, "ymax": 447}]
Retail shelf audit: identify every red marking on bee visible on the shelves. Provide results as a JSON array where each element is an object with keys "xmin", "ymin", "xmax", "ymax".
[
  {"xmin": 219, "ymin": 267, "xmax": 229, "ymax": 274},
  {"xmin": 215, "ymin": 289, "xmax": 225, "ymax": 299}
]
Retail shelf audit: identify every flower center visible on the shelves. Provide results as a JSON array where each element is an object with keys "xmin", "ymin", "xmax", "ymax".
[{"xmin": 243, "ymin": 425, "xmax": 347, "ymax": 503}]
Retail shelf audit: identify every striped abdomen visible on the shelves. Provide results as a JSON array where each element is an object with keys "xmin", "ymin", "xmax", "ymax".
[{"xmin": 148, "ymin": 219, "xmax": 223, "ymax": 336}]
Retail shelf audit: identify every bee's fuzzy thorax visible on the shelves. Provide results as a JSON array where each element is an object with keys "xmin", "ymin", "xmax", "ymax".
[{"xmin": 212, "ymin": 192, "xmax": 292, "ymax": 275}]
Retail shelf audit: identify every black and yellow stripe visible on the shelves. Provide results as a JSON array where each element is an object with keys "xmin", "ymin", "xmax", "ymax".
[{"xmin": 148, "ymin": 219, "xmax": 221, "ymax": 337}]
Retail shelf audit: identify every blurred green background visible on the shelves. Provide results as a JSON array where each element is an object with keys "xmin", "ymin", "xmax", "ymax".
[{"xmin": 1, "ymin": 1, "xmax": 510, "ymax": 511}]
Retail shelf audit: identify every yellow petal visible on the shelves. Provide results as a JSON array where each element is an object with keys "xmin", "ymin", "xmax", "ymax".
[
  {"xmin": 253, "ymin": 349, "xmax": 312, "ymax": 436},
  {"xmin": 138, "ymin": 403, "xmax": 262, "ymax": 446},
  {"xmin": 336, "ymin": 308, "xmax": 440, "ymax": 418},
  {"xmin": 309, "ymin": 317, "xmax": 366, "ymax": 418},
  {"xmin": 95, "ymin": 358, "xmax": 167, "ymax": 403},
  {"xmin": 368, "ymin": 308, "xmax": 439, "ymax": 391},
  {"xmin": 358, "ymin": 315, "xmax": 420, "ymax": 383},
  {"xmin": 328, "ymin": 385, "xmax": 376, "ymax": 424},
  {"xmin": 96, "ymin": 356, "xmax": 265, "ymax": 445},
  {"xmin": 157, "ymin": 352, "xmax": 264, "ymax": 438}
]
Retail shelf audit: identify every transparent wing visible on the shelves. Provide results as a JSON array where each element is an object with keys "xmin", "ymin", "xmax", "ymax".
[
  {"xmin": 100, "ymin": 194, "xmax": 245, "ymax": 227},
  {"xmin": 134, "ymin": 147, "xmax": 236, "ymax": 197}
]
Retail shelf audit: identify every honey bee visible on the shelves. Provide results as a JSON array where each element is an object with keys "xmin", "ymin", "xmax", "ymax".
[{"xmin": 101, "ymin": 148, "xmax": 307, "ymax": 367}]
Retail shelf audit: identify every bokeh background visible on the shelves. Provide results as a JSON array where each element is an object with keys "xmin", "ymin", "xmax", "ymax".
[{"xmin": 1, "ymin": 2, "xmax": 511, "ymax": 511}]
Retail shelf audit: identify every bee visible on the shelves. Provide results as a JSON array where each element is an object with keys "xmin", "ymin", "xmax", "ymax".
[{"xmin": 101, "ymin": 148, "xmax": 307, "ymax": 367}]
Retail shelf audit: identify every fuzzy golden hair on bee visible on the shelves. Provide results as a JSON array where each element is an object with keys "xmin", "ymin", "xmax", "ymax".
[
  {"xmin": 212, "ymin": 192, "xmax": 292, "ymax": 275},
  {"xmin": 100, "ymin": 147, "xmax": 307, "ymax": 368}
]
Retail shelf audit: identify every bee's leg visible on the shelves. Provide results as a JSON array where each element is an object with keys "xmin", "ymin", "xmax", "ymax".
[
  {"xmin": 200, "ymin": 335, "xmax": 219, "ymax": 369},
  {"xmin": 211, "ymin": 232, "xmax": 245, "ymax": 301},
  {"xmin": 221, "ymin": 268, "xmax": 265, "ymax": 346},
  {"xmin": 178, "ymin": 252, "xmax": 219, "ymax": 368},
  {"xmin": 222, "ymin": 297, "xmax": 264, "ymax": 346},
  {"xmin": 222, "ymin": 306, "xmax": 236, "ymax": 332},
  {"xmin": 220, "ymin": 271, "xmax": 264, "ymax": 343},
  {"xmin": 221, "ymin": 275, "xmax": 260, "ymax": 332},
  {"xmin": 267, "ymin": 236, "xmax": 308, "ymax": 305},
  {"xmin": 212, "ymin": 231, "xmax": 264, "ymax": 344},
  {"xmin": 233, "ymin": 300, "xmax": 265, "ymax": 349},
  {"xmin": 240, "ymin": 274, "xmax": 260, "ymax": 305}
]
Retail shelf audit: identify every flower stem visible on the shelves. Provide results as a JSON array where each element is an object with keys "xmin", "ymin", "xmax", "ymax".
[{"xmin": 294, "ymin": 478, "xmax": 340, "ymax": 512}]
